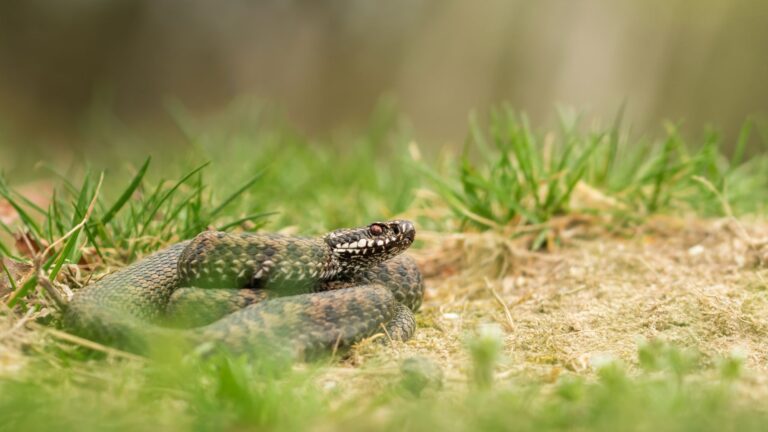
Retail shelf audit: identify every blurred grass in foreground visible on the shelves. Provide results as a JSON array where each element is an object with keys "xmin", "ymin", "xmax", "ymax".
[{"xmin": 1, "ymin": 333, "xmax": 765, "ymax": 432}]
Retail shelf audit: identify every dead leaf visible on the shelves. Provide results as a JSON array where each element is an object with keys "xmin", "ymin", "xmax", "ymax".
[
  {"xmin": 0, "ymin": 257, "xmax": 34, "ymax": 297},
  {"xmin": 14, "ymin": 232, "xmax": 48, "ymax": 259},
  {"xmin": 0, "ymin": 181, "xmax": 53, "ymax": 226},
  {"xmin": 0, "ymin": 200, "xmax": 15, "ymax": 225},
  {"xmin": 569, "ymin": 181, "xmax": 623, "ymax": 211}
]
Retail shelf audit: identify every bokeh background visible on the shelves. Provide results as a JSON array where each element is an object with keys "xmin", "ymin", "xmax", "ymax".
[{"xmin": 1, "ymin": 0, "xmax": 767, "ymax": 154}]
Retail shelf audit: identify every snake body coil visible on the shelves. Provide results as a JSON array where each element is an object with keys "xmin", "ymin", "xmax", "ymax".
[{"xmin": 64, "ymin": 220, "xmax": 423, "ymax": 358}]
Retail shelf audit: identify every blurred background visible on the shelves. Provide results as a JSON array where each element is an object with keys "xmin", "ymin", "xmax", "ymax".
[{"xmin": 1, "ymin": 0, "xmax": 767, "ymax": 155}]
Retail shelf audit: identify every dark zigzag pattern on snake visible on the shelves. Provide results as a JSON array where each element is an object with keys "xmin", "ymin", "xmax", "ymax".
[{"xmin": 63, "ymin": 220, "xmax": 423, "ymax": 358}]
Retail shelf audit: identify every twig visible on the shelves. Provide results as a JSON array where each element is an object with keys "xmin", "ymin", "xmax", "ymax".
[
  {"xmin": 27, "ymin": 321, "xmax": 145, "ymax": 362},
  {"xmin": 37, "ymin": 276, "xmax": 67, "ymax": 310},
  {"xmin": 0, "ymin": 306, "xmax": 36, "ymax": 339},
  {"xmin": 330, "ymin": 332, "xmax": 343, "ymax": 361},
  {"xmin": 36, "ymin": 173, "xmax": 104, "ymax": 310},
  {"xmin": 484, "ymin": 277, "xmax": 515, "ymax": 332},
  {"xmin": 40, "ymin": 173, "xmax": 104, "ymax": 260},
  {"xmin": 692, "ymin": 176, "xmax": 761, "ymax": 248}
]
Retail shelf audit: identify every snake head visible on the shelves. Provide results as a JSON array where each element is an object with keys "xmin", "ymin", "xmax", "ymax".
[{"xmin": 325, "ymin": 220, "xmax": 415, "ymax": 269}]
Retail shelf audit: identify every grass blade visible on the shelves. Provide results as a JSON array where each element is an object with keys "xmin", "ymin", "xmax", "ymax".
[
  {"xmin": 47, "ymin": 225, "xmax": 82, "ymax": 281},
  {"xmin": 5, "ymin": 273, "xmax": 38, "ymax": 308},
  {"xmin": 100, "ymin": 157, "xmax": 151, "ymax": 225},
  {"xmin": 216, "ymin": 212, "xmax": 277, "ymax": 232},
  {"xmin": 209, "ymin": 169, "xmax": 264, "ymax": 218},
  {"xmin": 138, "ymin": 162, "xmax": 210, "ymax": 237},
  {"xmin": 0, "ymin": 188, "xmax": 42, "ymax": 238}
]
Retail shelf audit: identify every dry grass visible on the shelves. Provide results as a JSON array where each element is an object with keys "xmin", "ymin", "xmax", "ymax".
[{"xmin": 335, "ymin": 216, "xmax": 768, "ymax": 389}]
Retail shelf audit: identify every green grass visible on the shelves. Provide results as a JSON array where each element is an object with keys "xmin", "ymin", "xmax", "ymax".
[
  {"xmin": 163, "ymin": 99, "xmax": 420, "ymax": 230},
  {"xmin": 1, "ymin": 334, "xmax": 764, "ymax": 432},
  {"xmin": 421, "ymin": 106, "xmax": 768, "ymax": 244},
  {"xmin": 1, "ymin": 105, "xmax": 768, "ymax": 431}
]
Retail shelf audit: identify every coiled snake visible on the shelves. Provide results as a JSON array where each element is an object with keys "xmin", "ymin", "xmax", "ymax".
[{"xmin": 64, "ymin": 220, "xmax": 423, "ymax": 358}]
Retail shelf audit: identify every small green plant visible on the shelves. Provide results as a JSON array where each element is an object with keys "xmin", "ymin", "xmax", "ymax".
[
  {"xmin": 423, "ymin": 107, "xmax": 601, "ymax": 233},
  {"xmin": 0, "ymin": 159, "xmax": 270, "ymax": 311},
  {"xmin": 399, "ymin": 356, "xmax": 444, "ymax": 397},
  {"xmin": 466, "ymin": 323, "xmax": 505, "ymax": 390}
]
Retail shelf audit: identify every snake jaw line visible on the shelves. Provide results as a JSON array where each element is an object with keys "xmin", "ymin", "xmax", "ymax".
[{"xmin": 325, "ymin": 220, "xmax": 416, "ymax": 274}]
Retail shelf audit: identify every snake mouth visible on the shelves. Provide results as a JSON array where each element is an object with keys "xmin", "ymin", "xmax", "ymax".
[
  {"xmin": 326, "ymin": 219, "xmax": 416, "ymax": 261},
  {"xmin": 385, "ymin": 220, "xmax": 415, "ymax": 246},
  {"xmin": 398, "ymin": 220, "xmax": 416, "ymax": 243}
]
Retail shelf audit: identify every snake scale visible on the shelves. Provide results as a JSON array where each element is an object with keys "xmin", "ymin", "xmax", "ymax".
[{"xmin": 63, "ymin": 220, "xmax": 424, "ymax": 359}]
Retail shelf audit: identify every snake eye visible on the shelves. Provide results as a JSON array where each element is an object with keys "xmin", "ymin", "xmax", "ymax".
[{"xmin": 369, "ymin": 224, "xmax": 384, "ymax": 236}]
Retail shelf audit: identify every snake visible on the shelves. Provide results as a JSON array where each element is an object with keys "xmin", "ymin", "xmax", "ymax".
[{"xmin": 63, "ymin": 220, "xmax": 424, "ymax": 359}]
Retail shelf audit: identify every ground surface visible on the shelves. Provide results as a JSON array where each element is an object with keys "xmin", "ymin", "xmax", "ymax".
[
  {"xmin": 2, "ymin": 215, "xmax": 768, "ymax": 377},
  {"xmin": 335, "ymin": 217, "xmax": 768, "ymax": 379},
  {"xmin": 2, "ymin": 213, "xmax": 768, "ymax": 431}
]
